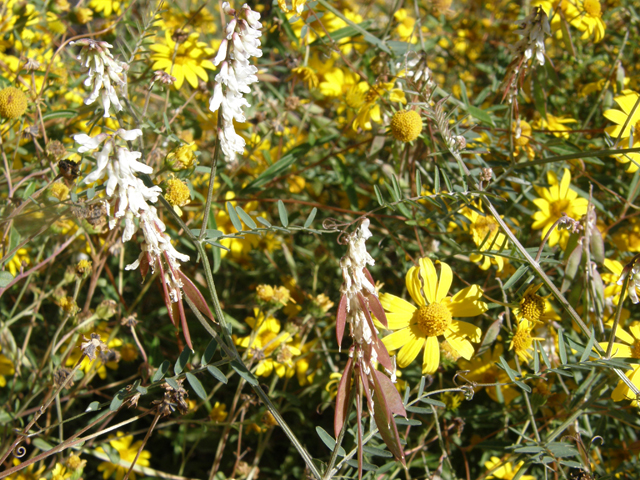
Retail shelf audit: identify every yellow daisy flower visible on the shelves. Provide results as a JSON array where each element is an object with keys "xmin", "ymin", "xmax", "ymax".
[
  {"xmin": 532, "ymin": 113, "xmax": 577, "ymax": 139},
  {"xmin": 380, "ymin": 257, "xmax": 487, "ymax": 374},
  {"xmin": 150, "ymin": 32, "xmax": 216, "ymax": 90},
  {"xmin": 531, "ymin": 168, "xmax": 589, "ymax": 248},
  {"xmin": 0, "ymin": 345, "xmax": 15, "ymax": 387},
  {"xmin": 563, "ymin": 0, "xmax": 605, "ymax": 43},
  {"xmin": 97, "ymin": 432, "xmax": 151, "ymax": 480},
  {"xmin": 598, "ymin": 322, "xmax": 640, "ymax": 405},
  {"xmin": 461, "ymin": 203, "xmax": 509, "ymax": 272},
  {"xmin": 603, "ymin": 90, "xmax": 640, "ymax": 173},
  {"xmin": 485, "ymin": 456, "xmax": 535, "ymax": 480}
]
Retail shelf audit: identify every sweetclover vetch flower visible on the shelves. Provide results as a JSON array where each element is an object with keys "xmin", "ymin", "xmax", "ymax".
[
  {"xmin": 75, "ymin": 129, "xmax": 208, "ymax": 347},
  {"xmin": 209, "ymin": 3, "xmax": 262, "ymax": 164},
  {"xmin": 334, "ymin": 219, "xmax": 406, "ymax": 472},
  {"xmin": 70, "ymin": 39, "xmax": 126, "ymax": 117}
]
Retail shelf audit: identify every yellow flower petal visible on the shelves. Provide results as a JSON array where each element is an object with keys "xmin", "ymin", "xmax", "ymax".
[
  {"xmin": 382, "ymin": 327, "xmax": 413, "ymax": 352},
  {"xmin": 419, "ymin": 257, "xmax": 438, "ymax": 303},
  {"xmin": 435, "ymin": 261, "xmax": 452, "ymax": 302},
  {"xmin": 448, "ymin": 285, "xmax": 487, "ymax": 317},
  {"xmin": 381, "ymin": 292, "xmax": 416, "ymax": 315},
  {"xmin": 397, "ymin": 329, "xmax": 425, "ymax": 368},
  {"xmin": 405, "ymin": 265, "xmax": 425, "ymax": 307},
  {"xmin": 422, "ymin": 335, "xmax": 440, "ymax": 374}
]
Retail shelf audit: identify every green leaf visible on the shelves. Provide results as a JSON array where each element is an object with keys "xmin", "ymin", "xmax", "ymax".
[
  {"xmin": 207, "ymin": 365, "xmax": 228, "ymax": 384},
  {"xmin": 277, "ymin": 200, "xmax": 289, "ymax": 227},
  {"xmin": 235, "ymin": 206, "xmax": 257, "ymax": 230},
  {"xmin": 558, "ymin": 330, "xmax": 568, "ymax": 364},
  {"xmin": 579, "ymin": 329, "xmax": 597, "ymax": 363},
  {"xmin": 86, "ymin": 401, "xmax": 101, "ymax": 412},
  {"xmin": 315, "ymin": 426, "xmax": 345, "ymax": 456},
  {"xmin": 374, "ymin": 185, "xmax": 386, "ymax": 206},
  {"xmin": 174, "ymin": 347, "xmax": 191, "ymax": 375},
  {"xmin": 32, "ymin": 438, "xmax": 54, "ymax": 451},
  {"xmin": 256, "ymin": 216, "xmax": 272, "ymax": 227},
  {"xmin": 395, "ymin": 417, "xmax": 422, "ymax": 426},
  {"xmin": 0, "ymin": 271, "xmax": 14, "ymax": 287},
  {"xmin": 503, "ymin": 264, "xmax": 529, "ymax": 290},
  {"xmin": 165, "ymin": 377, "xmax": 180, "ymax": 391},
  {"xmin": 465, "ymin": 104, "xmax": 495, "ymax": 127},
  {"xmin": 241, "ymin": 143, "xmax": 312, "ymax": 193},
  {"xmin": 362, "ymin": 445, "xmax": 393, "ymax": 458},
  {"xmin": 186, "ymin": 372, "xmax": 208, "ymax": 400},
  {"xmin": 304, "ymin": 207, "xmax": 317, "ymax": 228},
  {"xmin": 202, "ymin": 339, "xmax": 218, "ymax": 365},
  {"xmin": 110, "ymin": 388, "xmax": 127, "ymax": 411},
  {"xmin": 230, "ymin": 360, "xmax": 258, "ymax": 386},
  {"xmin": 227, "ymin": 202, "xmax": 243, "ymax": 232},
  {"xmin": 419, "ymin": 398, "xmax": 446, "ymax": 408}
]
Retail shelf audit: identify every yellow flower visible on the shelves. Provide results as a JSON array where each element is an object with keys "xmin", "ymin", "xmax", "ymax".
[
  {"xmin": 97, "ymin": 432, "xmax": 151, "ymax": 480},
  {"xmin": 150, "ymin": 32, "xmax": 216, "ymax": 90},
  {"xmin": 165, "ymin": 177, "xmax": 191, "ymax": 207},
  {"xmin": 532, "ymin": 113, "xmax": 577, "ymax": 139},
  {"xmin": 234, "ymin": 309, "xmax": 300, "ymax": 377},
  {"xmin": 531, "ymin": 169, "xmax": 588, "ymax": 248},
  {"xmin": 0, "ymin": 345, "xmax": 15, "ymax": 387},
  {"xmin": 50, "ymin": 182, "xmax": 69, "ymax": 201},
  {"xmin": 484, "ymin": 456, "xmax": 535, "ymax": 480},
  {"xmin": 353, "ymin": 82, "xmax": 405, "ymax": 132},
  {"xmin": 89, "ymin": 0, "xmax": 122, "ymax": 17},
  {"xmin": 603, "ymin": 90, "xmax": 640, "ymax": 173},
  {"xmin": 277, "ymin": 0, "xmax": 306, "ymax": 15},
  {"xmin": 291, "ymin": 66, "xmax": 318, "ymax": 89},
  {"xmin": 598, "ymin": 322, "xmax": 640, "ymax": 405},
  {"xmin": 563, "ymin": 0, "xmax": 605, "ymax": 42},
  {"xmin": 461, "ymin": 204, "xmax": 509, "ymax": 272},
  {"xmin": 41, "ymin": 463, "xmax": 71, "ymax": 480},
  {"xmin": 513, "ymin": 120, "xmax": 535, "ymax": 160},
  {"xmin": 394, "ymin": 9, "xmax": 418, "ymax": 43},
  {"xmin": 165, "ymin": 144, "xmax": 197, "ymax": 171},
  {"xmin": 5, "ymin": 247, "xmax": 30, "ymax": 277},
  {"xmin": 380, "ymin": 257, "xmax": 487, "ymax": 374},
  {"xmin": 0, "ymin": 86, "xmax": 28, "ymax": 119},
  {"xmin": 513, "ymin": 283, "xmax": 560, "ymax": 324},
  {"xmin": 390, "ymin": 109, "xmax": 422, "ymax": 142},
  {"xmin": 209, "ymin": 401, "xmax": 228, "ymax": 422},
  {"xmin": 509, "ymin": 320, "xmax": 543, "ymax": 363},
  {"xmin": 458, "ymin": 344, "xmax": 519, "ymax": 404},
  {"xmin": 287, "ymin": 175, "xmax": 306, "ymax": 193}
]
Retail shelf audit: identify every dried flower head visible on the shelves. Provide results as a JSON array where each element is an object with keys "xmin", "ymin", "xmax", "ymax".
[{"xmin": 81, "ymin": 333, "xmax": 109, "ymax": 361}]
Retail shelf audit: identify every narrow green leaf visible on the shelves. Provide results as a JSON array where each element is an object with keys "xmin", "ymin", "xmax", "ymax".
[
  {"xmin": 186, "ymin": 372, "xmax": 208, "ymax": 401},
  {"xmin": 236, "ymin": 206, "xmax": 257, "ymax": 230},
  {"xmin": 419, "ymin": 398, "xmax": 446, "ymax": 408},
  {"xmin": 207, "ymin": 365, "xmax": 228, "ymax": 384},
  {"xmin": 304, "ymin": 207, "xmax": 317, "ymax": 228},
  {"xmin": 395, "ymin": 417, "xmax": 422, "ymax": 426},
  {"xmin": 110, "ymin": 388, "xmax": 127, "ymax": 411},
  {"xmin": 580, "ymin": 328, "xmax": 597, "ymax": 363},
  {"xmin": 558, "ymin": 330, "xmax": 568, "ymax": 364},
  {"xmin": 256, "ymin": 216, "xmax": 271, "ymax": 227},
  {"xmin": 203, "ymin": 339, "xmax": 218, "ymax": 365},
  {"xmin": 227, "ymin": 201, "xmax": 243, "ymax": 232},
  {"xmin": 503, "ymin": 265, "xmax": 529, "ymax": 290},
  {"xmin": 374, "ymin": 184, "xmax": 386, "ymax": 206},
  {"xmin": 230, "ymin": 360, "xmax": 258, "ymax": 386},
  {"xmin": 277, "ymin": 200, "xmax": 289, "ymax": 227},
  {"xmin": 152, "ymin": 360, "xmax": 170, "ymax": 382},
  {"xmin": 315, "ymin": 426, "xmax": 346, "ymax": 456},
  {"xmin": 362, "ymin": 445, "xmax": 393, "ymax": 458},
  {"xmin": 434, "ymin": 167, "xmax": 441, "ymax": 193},
  {"xmin": 0, "ymin": 271, "xmax": 13, "ymax": 287},
  {"xmin": 174, "ymin": 347, "xmax": 191, "ymax": 375}
]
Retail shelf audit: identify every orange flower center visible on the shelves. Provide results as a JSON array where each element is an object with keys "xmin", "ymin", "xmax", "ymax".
[
  {"xmin": 520, "ymin": 293, "xmax": 545, "ymax": 322},
  {"xmin": 550, "ymin": 198, "xmax": 571, "ymax": 219},
  {"xmin": 583, "ymin": 0, "xmax": 601, "ymax": 17},
  {"xmin": 416, "ymin": 303, "xmax": 452, "ymax": 337},
  {"xmin": 632, "ymin": 340, "xmax": 640, "ymax": 359}
]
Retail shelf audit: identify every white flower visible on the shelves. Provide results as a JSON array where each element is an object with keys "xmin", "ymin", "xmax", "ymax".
[
  {"xmin": 209, "ymin": 3, "xmax": 263, "ymax": 164},
  {"xmin": 71, "ymin": 39, "xmax": 127, "ymax": 117}
]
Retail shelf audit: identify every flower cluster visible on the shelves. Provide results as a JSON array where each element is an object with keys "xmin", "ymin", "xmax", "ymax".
[
  {"xmin": 75, "ymin": 129, "xmax": 189, "ymax": 310},
  {"xmin": 70, "ymin": 39, "xmax": 127, "ymax": 117},
  {"xmin": 209, "ymin": 2, "xmax": 263, "ymax": 163}
]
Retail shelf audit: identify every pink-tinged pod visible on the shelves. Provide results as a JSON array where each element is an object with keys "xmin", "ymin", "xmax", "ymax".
[
  {"xmin": 178, "ymin": 270, "xmax": 216, "ymax": 323},
  {"xmin": 334, "ymin": 354, "xmax": 354, "ymax": 437},
  {"xmin": 336, "ymin": 294, "xmax": 348, "ymax": 348}
]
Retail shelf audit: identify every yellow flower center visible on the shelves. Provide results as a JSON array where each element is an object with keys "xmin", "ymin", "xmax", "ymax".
[
  {"xmin": 583, "ymin": 0, "xmax": 601, "ymax": 17},
  {"xmin": 520, "ymin": 293, "xmax": 545, "ymax": 322},
  {"xmin": 550, "ymin": 198, "xmax": 571, "ymax": 219},
  {"xmin": 345, "ymin": 85, "xmax": 365, "ymax": 109},
  {"xmin": 390, "ymin": 110, "xmax": 423, "ymax": 143},
  {"xmin": 632, "ymin": 340, "xmax": 640, "ymax": 359},
  {"xmin": 0, "ymin": 86, "xmax": 28, "ymax": 119},
  {"xmin": 416, "ymin": 302, "xmax": 452, "ymax": 337}
]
